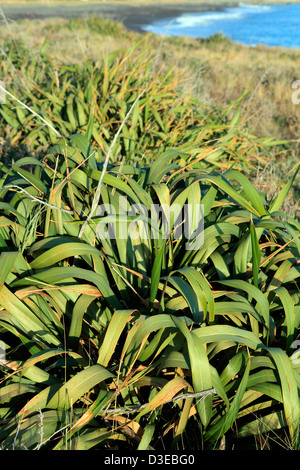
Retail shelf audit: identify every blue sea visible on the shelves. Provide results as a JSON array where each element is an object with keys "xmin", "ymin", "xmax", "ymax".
[{"xmin": 142, "ymin": 3, "xmax": 300, "ymax": 49}]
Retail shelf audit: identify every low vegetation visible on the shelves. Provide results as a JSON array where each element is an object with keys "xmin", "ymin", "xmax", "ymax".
[{"xmin": 0, "ymin": 14, "xmax": 299, "ymax": 450}]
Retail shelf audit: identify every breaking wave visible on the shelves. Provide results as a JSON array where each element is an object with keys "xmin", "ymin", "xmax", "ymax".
[{"xmin": 171, "ymin": 4, "xmax": 272, "ymax": 29}]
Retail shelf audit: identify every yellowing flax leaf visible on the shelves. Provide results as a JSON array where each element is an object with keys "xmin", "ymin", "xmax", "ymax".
[{"xmin": 135, "ymin": 376, "xmax": 191, "ymax": 419}]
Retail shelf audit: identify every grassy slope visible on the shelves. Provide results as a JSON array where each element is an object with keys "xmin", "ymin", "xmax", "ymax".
[{"xmin": 1, "ymin": 13, "xmax": 299, "ymax": 215}]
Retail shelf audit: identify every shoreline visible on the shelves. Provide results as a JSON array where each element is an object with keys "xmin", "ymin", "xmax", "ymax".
[
  {"xmin": 1, "ymin": 3, "xmax": 235, "ymax": 33},
  {"xmin": 2, "ymin": 1, "xmax": 300, "ymax": 34},
  {"xmin": 1, "ymin": 0, "xmax": 299, "ymax": 4}
]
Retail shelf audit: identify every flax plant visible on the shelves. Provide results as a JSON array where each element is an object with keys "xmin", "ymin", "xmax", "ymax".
[
  {"xmin": 0, "ymin": 129, "xmax": 299, "ymax": 449},
  {"xmin": 0, "ymin": 24, "xmax": 299, "ymax": 450}
]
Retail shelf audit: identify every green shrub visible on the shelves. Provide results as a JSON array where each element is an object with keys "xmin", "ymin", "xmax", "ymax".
[
  {"xmin": 62, "ymin": 16, "xmax": 126, "ymax": 37},
  {"xmin": 197, "ymin": 32, "xmax": 232, "ymax": 45}
]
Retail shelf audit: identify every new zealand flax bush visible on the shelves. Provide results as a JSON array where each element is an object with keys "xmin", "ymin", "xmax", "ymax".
[
  {"xmin": 0, "ymin": 32, "xmax": 299, "ymax": 450},
  {"xmin": 0, "ymin": 130, "xmax": 299, "ymax": 449}
]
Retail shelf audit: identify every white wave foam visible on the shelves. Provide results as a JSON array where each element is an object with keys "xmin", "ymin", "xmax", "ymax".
[
  {"xmin": 171, "ymin": 4, "xmax": 272, "ymax": 29},
  {"xmin": 174, "ymin": 11, "xmax": 242, "ymax": 28},
  {"xmin": 238, "ymin": 3, "xmax": 272, "ymax": 12}
]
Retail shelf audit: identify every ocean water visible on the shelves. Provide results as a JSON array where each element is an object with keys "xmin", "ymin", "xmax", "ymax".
[{"xmin": 142, "ymin": 3, "xmax": 300, "ymax": 49}]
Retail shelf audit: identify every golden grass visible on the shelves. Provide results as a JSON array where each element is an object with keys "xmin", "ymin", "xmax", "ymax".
[{"xmin": 164, "ymin": 36, "xmax": 300, "ymax": 140}]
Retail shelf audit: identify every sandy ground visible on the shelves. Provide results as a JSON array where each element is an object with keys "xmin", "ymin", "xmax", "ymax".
[{"xmin": 1, "ymin": 1, "xmax": 298, "ymax": 33}]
